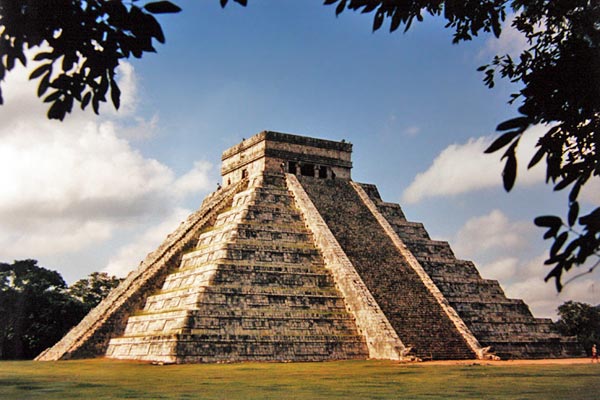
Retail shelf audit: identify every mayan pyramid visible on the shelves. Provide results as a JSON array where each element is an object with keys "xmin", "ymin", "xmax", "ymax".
[{"xmin": 37, "ymin": 131, "xmax": 581, "ymax": 363}]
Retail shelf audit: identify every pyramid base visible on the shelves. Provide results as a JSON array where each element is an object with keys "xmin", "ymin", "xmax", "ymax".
[{"xmin": 107, "ymin": 333, "xmax": 368, "ymax": 363}]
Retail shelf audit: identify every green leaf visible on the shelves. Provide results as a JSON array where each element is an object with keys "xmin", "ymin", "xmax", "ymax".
[
  {"xmin": 37, "ymin": 73, "xmax": 50, "ymax": 97},
  {"xmin": 568, "ymin": 201, "xmax": 579, "ymax": 227},
  {"xmin": 569, "ymin": 181, "xmax": 581, "ymax": 202},
  {"xmin": 501, "ymin": 150, "xmax": 517, "ymax": 191},
  {"xmin": 527, "ymin": 146, "xmax": 545, "ymax": 169},
  {"xmin": 550, "ymin": 232, "xmax": 568, "ymax": 257},
  {"xmin": 554, "ymin": 174, "xmax": 578, "ymax": 191},
  {"xmin": 81, "ymin": 92, "xmax": 92, "ymax": 110},
  {"xmin": 43, "ymin": 91, "xmax": 61, "ymax": 103},
  {"xmin": 144, "ymin": 1, "xmax": 182, "ymax": 14},
  {"xmin": 33, "ymin": 52, "xmax": 56, "ymax": 61},
  {"xmin": 534, "ymin": 215, "xmax": 563, "ymax": 228},
  {"xmin": 484, "ymin": 130, "xmax": 521, "ymax": 154},
  {"xmin": 496, "ymin": 116, "xmax": 530, "ymax": 131},
  {"xmin": 110, "ymin": 79, "xmax": 121, "ymax": 110},
  {"xmin": 335, "ymin": 0, "xmax": 346, "ymax": 16},
  {"xmin": 29, "ymin": 63, "xmax": 51, "ymax": 80},
  {"xmin": 47, "ymin": 100, "xmax": 65, "ymax": 120},
  {"xmin": 390, "ymin": 11, "xmax": 401, "ymax": 32},
  {"xmin": 373, "ymin": 9, "xmax": 384, "ymax": 31}
]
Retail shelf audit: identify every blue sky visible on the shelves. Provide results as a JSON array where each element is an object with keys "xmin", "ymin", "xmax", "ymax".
[{"xmin": 0, "ymin": 1, "xmax": 598, "ymax": 318}]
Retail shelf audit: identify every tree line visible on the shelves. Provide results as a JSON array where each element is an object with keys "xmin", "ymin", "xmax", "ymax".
[{"xmin": 0, "ymin": 260, "xmax": 120, "ymax": 360}]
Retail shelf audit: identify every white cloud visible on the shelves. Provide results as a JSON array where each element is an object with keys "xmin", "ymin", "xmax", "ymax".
[
  {"xmin": 480, "ymin": 13, "xmax": 529, "ymax": 59},
  {"xmin": 104, "ymin": 207, "xmax": 192, "ymax": 277},
  {"xmin": 579, "ymin": 177, "xmax": 600, "ymax": 206},
  {"xmin": 505, "ymin": 255, "xmax": 600, "ymax": 318},
  {"xmin": 0, "ymin": 59, "xmax": 212, "ymax": 267},
  {"xmin": 451, "ymin": 210, "xmax": 600, "ymax": 318},
  {"xmin": 403, "ymin": 125, "xmax": 420, "ymax": 137},
  {"xmin": 479, "ymin": 257, "xmax": 519, "ymax": 282},
  {"xmin": 402, "ymin": 125, "xmax": 547, "ymax": 203},
  {"xmin": 174, "ymin": 160, "xmax": 214, "ymax": 198},
  {"xmin": 453, "ymin": 209, "xmax": 533, "ymax": 258}
]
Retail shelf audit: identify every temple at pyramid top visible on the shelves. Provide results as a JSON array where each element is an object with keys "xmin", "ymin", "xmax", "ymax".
[{"xmin": 221, "ymin": 131, "xmax": 353, "ymax": 185}]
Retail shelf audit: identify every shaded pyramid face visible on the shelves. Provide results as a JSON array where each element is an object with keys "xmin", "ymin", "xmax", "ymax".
[
  {"xmin": 38, "ymin": 131, "xmax": 583, "ymax": 363},
  {"xmin": 106, "ymin": 174, "xmax": 370, "ymax": 363}
]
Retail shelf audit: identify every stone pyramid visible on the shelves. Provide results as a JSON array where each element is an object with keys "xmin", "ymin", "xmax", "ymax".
[{"xmin": 37, "ymin": 131, "xmax": 581, "ymax": 363}]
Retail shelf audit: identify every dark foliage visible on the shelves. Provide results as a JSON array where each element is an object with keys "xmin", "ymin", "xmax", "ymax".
[
  {"xmin": 555, "ymin": 301, "xmax": 600, "ymax": 356},
  {"xmin": 0, "ymin": 0, "xmax": 181, "ymax": 120},
  {"xmin": 0, "ymin": 260, "xmax": 86, "ymax": 359},
  {"xmin": 68, "ymin": 272, "xmax": 121, "ymax": 313},
  {"xmin": 0, "ymin": 260, "xmax": 120, "ymax": 360},
  {"xmin": 1, "ymin": 0, "xmax": 598, "ymax": 289}
]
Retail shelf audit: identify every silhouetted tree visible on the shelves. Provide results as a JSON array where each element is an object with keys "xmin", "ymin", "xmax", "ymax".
[
  {"xmin": 555, "ymin": 301, "xmax": 600, "ymax": 356},
  {"xmin": 0, "ymin": 0, "xmax": 598, "ymax": 290},
  {"xmin": 0, "ymin": 260, "xmax": 120, "ymax": 359},
  {"xmin": 0, "ymin": 260, "xmax": 86, "ymax": 359}
]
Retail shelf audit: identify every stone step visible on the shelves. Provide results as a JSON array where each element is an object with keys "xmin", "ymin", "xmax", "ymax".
[
  {"xmin": 177, "ymin": 260, "xmax": 328, "ymax": 275},
  {"xmin": 163, "ymin": 263, "xmax": 334, "ymax": 291},
  {"xmin": 376, "ymin": 202, "xmax": 407, "ymax": 221},
  {"xmin": 434, "ymin": 279, "xmax": 505, "ymax": 297},
  {"xmin": 234, "ymin": 224, "xmax": 312, "ymax": 243},
  {"xmin": 419, "ymin": 259, "xmax": 482, "ymax": 279},
  {"xmin": 450, "ymin": 299, "xmax": 533, "ymax": 318},
  {"xmin": 243, "ymin": 204, "xmax": 304, "ymax": 224},
  {"xmin": 143, "ymin": 284, "xmax": 347, "ymax": 312},
  {"xmin": 186, "ymin": 315, "xmax": 359, "ymax": 334},
  {"xmin": 107, "ymin": 333, "xmax": 368, "ymax": 363},
  {"xmin": 210, "ymin": 266, "xmax": 335, "ymax": 288},
  {"xmin": 387, "ymin": 221, "xmax": 430, "ymax": 240},
  {"xmin": 122, "ymin": 309, "xmax": 359, "ymax": 337},
  {"xmin": 398, "ymin": 238, "xmax": 455, "ymax": 258},
  {"xmin": 123, "ymin": 310, "xmax": 189, "ymax": 336}
]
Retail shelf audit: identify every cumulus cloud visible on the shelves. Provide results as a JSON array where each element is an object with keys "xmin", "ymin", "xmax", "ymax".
[
  {"xmin": 402, "ymin": 125, "xmax": 547, "ymax": 203},
  {"xmin": 104, "ymin": 207, "xmax": 192, "ymax": 277},
  {"xmin": 174, "ymin": 161, "xmax": 214, "ymax": 198},
  {"xmin": 480, "ymin": 13, "xmax": 529, "ymax": 59},
  {"xmin": 451, "ymin": 210, "xmax": 600, "ymax": 318},
  {"xmin": 0, "ymin": 60, "xmax": 212, "ymax": 268},
  {"xmin": 504, "ymin": 255, "xmax": 600, "ymax": 318},
  {"xmin": 579, "ymin": 177, "xmax": 600, "ymax": 206},
  {"xmin": 453, "ymin": 209, "xmax": 533, "ymax": 258}
]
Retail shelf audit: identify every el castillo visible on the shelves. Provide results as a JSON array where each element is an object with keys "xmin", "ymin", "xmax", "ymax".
[{"xmin": 37, "ymin": 131, "xmax": 583, "ymax": 363}]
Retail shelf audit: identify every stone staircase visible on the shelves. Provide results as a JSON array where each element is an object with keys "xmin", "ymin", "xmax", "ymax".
[
  {"xmin": 36, "ymin": 179, "xmax": 247, "ymax": 361},
  {"xmin": 298, "ymin": 177, "xmax": 476, "ymax": 360},
  {"xmin": 106, "ymin": 173, "xmax": 368, "ymax": 363},
  {"xmin": 358, "ymin": 183, "xmax": 583, "ymax": 359}
]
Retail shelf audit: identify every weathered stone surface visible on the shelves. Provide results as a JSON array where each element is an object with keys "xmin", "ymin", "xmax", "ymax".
[
  {"xmin": 105, "ymin": 173, "xmax": 369, "ymax": 363},
  {"xmin": 298, "ymin": 177, "xmax": 476, "ymax": 360},
  {"xmin": 37, "ymin": 131, "xmax": 582, "ymax": 363},
  {"xmin": 359, "ymin": 183, "xmax": 583, "ymax": 359}
]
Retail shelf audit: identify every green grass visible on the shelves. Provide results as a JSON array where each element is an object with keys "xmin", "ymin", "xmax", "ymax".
[{"xmin": 0, "ymin": 359, "xmax": 595, "ymax": 399}]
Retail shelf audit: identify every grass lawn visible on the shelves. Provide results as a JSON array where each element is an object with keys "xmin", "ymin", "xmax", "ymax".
[{"xmin": 0, "ymin": 359, "xmax": 597, "ymax": 399}]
